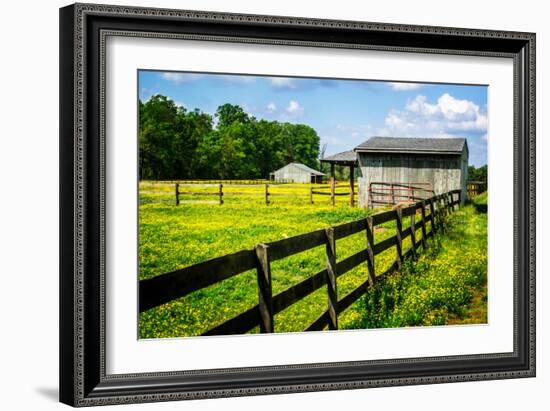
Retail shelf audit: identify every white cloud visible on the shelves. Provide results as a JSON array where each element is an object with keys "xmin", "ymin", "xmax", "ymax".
[
  {"xmin": 161, "ymin": 72, "xmax": 203, "ymax": 84},
  {"xmin": 286, "ymin": 100, "xmax": 304, "ymax": 116},
  {"xmin": 388, "ymin": 82, "xmax": 423, "ymax": 91},
  {"xmin": 381, "ymin": 93, "xmax": 488, "ymax": 137},
  {"xmin": 174, "ymin": 101, "xmax": 187, "ymax": 110},
  {"xmin": 270, "ymin": 77, "xmax": 297, "ymax": 89},
  {"xmin": 266, "ymin": 102, "xmax": 277, "ymax": 113}
]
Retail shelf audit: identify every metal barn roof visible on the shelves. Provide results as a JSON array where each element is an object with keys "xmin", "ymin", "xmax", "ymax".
[
  {"xmin": 272, "ymin": 162, "xmax": 325, "ymax": 175},
  {"xmin": 320, "ymin": 150, "xmax": 357, "ymax": 165},
  {"xmin": 355, "ymin": 137, "xmax": 467, "ymax": 155}
]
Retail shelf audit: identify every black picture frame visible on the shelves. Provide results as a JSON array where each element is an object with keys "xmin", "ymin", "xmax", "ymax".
[{"xmin": 59, "ymin": 3, "xmax": 536, "ymax": 407}]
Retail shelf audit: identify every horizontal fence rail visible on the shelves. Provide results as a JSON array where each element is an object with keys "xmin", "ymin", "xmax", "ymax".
[
  {"xmin": 139, "ymin": 189, "xmax": 462, "ymax": 335},
  {"xmin": 368, "ymin": 181, "xmax": 434, "ymax": 207},
  {"xmin": 142, "ymin": 181, "xmax": 358, "ymax": 207}
]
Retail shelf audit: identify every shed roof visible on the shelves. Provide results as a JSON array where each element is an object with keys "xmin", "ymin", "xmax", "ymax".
[
  {"xmin": 355, "ymin": 137, "xmax": 467, "ymax": 155},
  {"xmin": 320, "ymin": 150, "xmax": 357, "ymax": 165},
  {"xmin": 272, "ymin": 162, "xmax": 325, "ymax": 176}
]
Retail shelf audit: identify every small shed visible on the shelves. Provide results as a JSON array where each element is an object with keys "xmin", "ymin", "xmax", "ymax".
[
  {"xmin": 270, "ymin": 162, "xmax": 325, "ymax": 183},
  {"xmin": 354, "ymin": 137, "xmax": 469, "ymax": 207},
  {"xmin": 320, "ymin": 150, "xmax": 358, "ymax": 204}
]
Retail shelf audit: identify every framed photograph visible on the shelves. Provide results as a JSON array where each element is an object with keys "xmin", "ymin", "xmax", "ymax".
[{"xmin": 59, "ymin": 3, "xmax": 535, "ymax": 407}]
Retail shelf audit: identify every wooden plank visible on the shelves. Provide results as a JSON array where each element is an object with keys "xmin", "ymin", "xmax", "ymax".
[
  {"xmin": 272, "ymin": 270, "xmax": 326, "ymax": 314},
  {"xmin": 402, "ymin": 226, "xmax": 412, "ymax": 240},
  {"xmin": 337, "ymin": 280, "xmax": 369, "ymax": 313},
  {"xmin": 395, "ymin": 208, "xmax": 403, "ymax": 270},
  {"xmin": 271, "ymin": 249, "xmax": 367, "ymax": 315},
  {"xmin": 255, "ymin": 244, "xmax": 273, "ymax": 333},
  {"xmin": 202, "ymin": 305, "xmax": 260, "ymax": 336},
  {"xmin": 336, "ymin": 249, "xmax": 369, "ymax": 274},
  {"xmin": 373, "ymin": 235, "xmax": 397, "ymax": 255},
  {"xmin": 305, "ymin": 311, "xmax": 329, "ymax": 331},
  {"xmin": 311, "ymin": 191, "xmax": 349, "ymax": 196},
  {"xmin": 366, "ymin": 217, "xmax": 376, "ymax": 285},
  {"xmin": 268, "ymin": 193, "xmax": 309, "ymax": 197},
  {"xmin": 266, "ymin": 229, "xmax": 326, "ymax": 261},
  {"xmin": 177, "ymin": 192, "xmax": 221, "ymax": 196},
  {"xmin": 139, "ymin": 249, "xmax": 257, "ymax": 312},
  {"xmin": 325, "ymin": 228, "xmax": 338, "ymax": 330},
  {"xmin": 372, "ymin": 209, "xmax": 397, "ymax": 226},
  {"xmin": 333, "ymin": 218, "xmax": 367, "ymax": 240}
]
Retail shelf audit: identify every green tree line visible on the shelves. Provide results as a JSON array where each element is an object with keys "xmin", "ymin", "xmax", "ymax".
[
  {"xmin": 139, "ymin": 95, "xmax": 321, "ymax": 180},
  {"xmin": 468, "ymin": 164, "xmax": 487, "ymax": 183}
]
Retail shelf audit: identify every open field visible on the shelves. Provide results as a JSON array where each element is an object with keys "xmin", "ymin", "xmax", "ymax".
[
  {"xmin": 140, "ymin": 180, "xmax": 357, "ymax": 206},
  {"xmin": 139, "ymin": 181, "xmax": 487, "ymax": 338}
]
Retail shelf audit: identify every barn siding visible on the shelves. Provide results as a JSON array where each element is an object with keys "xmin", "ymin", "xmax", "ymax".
[
  {"xmin": 272, "ymin": 164, "xmax": 312, "ymax": 183},
  {"xmin": 357, "ymin": 152, "xmax": 467, "ymax": 207}
]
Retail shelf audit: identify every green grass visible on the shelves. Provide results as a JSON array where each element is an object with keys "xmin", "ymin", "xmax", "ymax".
[
  {"xmin": 139, "ymin": 181, "xmax": 487, "ymax": 338},
  {"xmin": 345, "ymin": 203, "xmax": 487, "ymax": 329}
]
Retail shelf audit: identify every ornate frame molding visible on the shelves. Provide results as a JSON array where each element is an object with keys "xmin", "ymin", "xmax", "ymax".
[{"xmin": 60, "ymin": 3, "xmax": 535, "ymax": 407}]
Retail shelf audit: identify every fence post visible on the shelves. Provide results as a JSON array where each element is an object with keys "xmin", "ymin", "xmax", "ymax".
[
  {"xmin": 265, "ymin": 183, "xmax": 270, "ymax": 206},
  {"xmin": 349, "ymin": 166, "xmax": 355, "ymax": 207},
  {"xmin": 255, "ymin": 243, "xmax": 274, "ymax": 333},
  {"xmin": 175, "ymin": 183, "xmax": 180, "ymax": 206},
  {"xmin": 365, "ymin": 217, "xmax": 376, "ymax": 286},
  {"xmin": 429, "ymin": 198, "xmax": 437, "ymax": 234},
  {"xmin": 395, "ymin": 208, "xmax": 403, "ymax": 270},
  {"xmin": 410, "ymin": 206, "xmax": 416, "ymax": 259},
  {"xmin": 330, "ymin": 178, "xmax": 335, "ymax": 207},
  {"xmin": 218, "ymin": 183, "xmax": 224, "ymax": 205},
  {"xmin": 310, "ymin": 186, "xmax": 314, "ymax": 204},
  {"xmin": 325, "ymin": 227, "xmax": 338, "ymax": 330},
  {"xmin": 420, "ymin": 200, "xmax": 427, "ymax": 249},
  {"xmin": 391, "ymin": 183, "xmax": 396, "ymax": 204}
]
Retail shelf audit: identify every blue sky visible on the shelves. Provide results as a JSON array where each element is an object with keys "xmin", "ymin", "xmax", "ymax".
[{"xmin": 139, "ymin": 71, "xmax": 488, "ymax": 166}]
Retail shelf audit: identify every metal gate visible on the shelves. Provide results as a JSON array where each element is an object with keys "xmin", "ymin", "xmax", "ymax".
[{"xmin": 368, "ymin": 181, "xmax": 434, "ymax": 207}]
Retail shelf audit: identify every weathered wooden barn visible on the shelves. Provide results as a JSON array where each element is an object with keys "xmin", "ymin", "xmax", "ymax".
[
  {"xmin": 270, "ymin": 162, "xmax": 325, "ymax": 183},
  {"xmin": 354, "ymin": 137, "xmax": 469, "ymax": 207}
]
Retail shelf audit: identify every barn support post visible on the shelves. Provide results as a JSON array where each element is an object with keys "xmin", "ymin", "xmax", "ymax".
[
  {"xmin": 330, "ymin": 176, "xmax": 335, "ymax": 207},
  {"xmin": 175, "ymin": 183, "xmax": 179, "ymax": 206},
  {"xmin": 325, "ymin": 227, "xmax": 338, "ymax": 330},
  {"xmin": 255, "ymin": 243, "xmax": 274, "ymax": 333},
  {"xmin": 349, "ymin": 164, "xmax": 355, "ymax": 207},
  {"xmin": 330, "ymin": 163, "xmax": 335, "ymax": 207}
]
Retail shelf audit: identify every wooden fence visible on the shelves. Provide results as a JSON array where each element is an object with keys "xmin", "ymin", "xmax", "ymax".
[
  {"xmin": 139, "ymin": 189, "xmax": 462, "ymax": 335},
  {"xmin": 171, "ymin": 182, "xmax": 356, "ymax": 206},
  {"xmin": 467, "ymin": 181, "xmax": 487, "ymax": 198}
]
